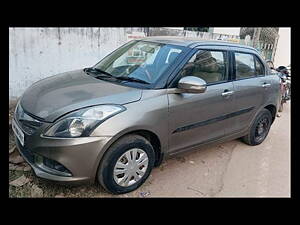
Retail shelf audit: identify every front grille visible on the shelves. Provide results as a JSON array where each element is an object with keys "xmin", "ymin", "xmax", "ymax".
[
  {"xmin": 15, "ymin": 104, "xmax": 43, "ymax": 135},
  {"xmin": 16, "ymin": 138, "xmax": 35, "ymax": 163},
  {"xmin": 19, "ymin": 120, "xmax": 41, "ymax": 135}
]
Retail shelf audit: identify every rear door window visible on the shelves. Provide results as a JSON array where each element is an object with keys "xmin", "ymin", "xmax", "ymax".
[
  {"xmin": 234, "ymin": 52, "xmax": 256, "ymax": 79},
  {"xmin": 254, "ymin": 57, "xmax": 265, "ymax": 76}
]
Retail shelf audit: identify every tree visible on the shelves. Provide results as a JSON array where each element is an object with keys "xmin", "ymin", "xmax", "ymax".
[{"xmin": 184, "ymin": 27, "xmax": 209, "ymax": 32}]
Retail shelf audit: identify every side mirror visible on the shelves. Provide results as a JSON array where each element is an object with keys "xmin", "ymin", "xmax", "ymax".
[{"xmin": 178, "ymin": 76, "xmax": 207, "ymax": 93}]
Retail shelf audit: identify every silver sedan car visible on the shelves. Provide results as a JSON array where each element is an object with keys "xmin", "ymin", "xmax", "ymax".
[{"xmin": 13, "ymin": 37, "xmax": 280, "ymax": 194}]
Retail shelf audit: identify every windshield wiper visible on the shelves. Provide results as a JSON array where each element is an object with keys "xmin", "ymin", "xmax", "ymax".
[
  {"xmin": 84, "ymin": 67, "xmax": 114, "ymax": 77},
  {"xmin": 115, "ymin": 76, "xmax": 150, "ymax": 84},
  {"xmin": 84, "ymin": 68, "xmax": 150, "ymax": 84}
]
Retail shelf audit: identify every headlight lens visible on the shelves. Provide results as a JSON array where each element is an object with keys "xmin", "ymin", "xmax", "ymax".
[
  {"xmin": 44, "ymin": 105, "xmax": 125, "ymax": 138},
  {"xmin": 69, "ymin": 119, "xmax": 85, "ymax": 136}
]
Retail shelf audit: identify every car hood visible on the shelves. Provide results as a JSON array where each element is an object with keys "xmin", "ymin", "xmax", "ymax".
[{"xmin": 20, "ymin": 69, "xmax": 142, "ymax": 122}]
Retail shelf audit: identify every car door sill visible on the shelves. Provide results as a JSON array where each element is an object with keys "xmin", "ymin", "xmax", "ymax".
[{"xmin": 167, "ymin": 128, "xmax": 248, "ymax": 157}]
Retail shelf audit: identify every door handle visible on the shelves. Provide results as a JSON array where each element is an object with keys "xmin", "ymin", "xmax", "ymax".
[
  {"xmin": 221, "ymin": 90, "xmax": 234, "ymax": 97},
  {"xmin": 262, "ymin": 83, "xmax": 271, "ymax": 88}
]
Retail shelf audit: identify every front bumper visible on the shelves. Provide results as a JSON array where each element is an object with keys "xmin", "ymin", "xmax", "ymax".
[{"xmin": 14, "ymin": 132, "xmax": 112, "ymax": 185}]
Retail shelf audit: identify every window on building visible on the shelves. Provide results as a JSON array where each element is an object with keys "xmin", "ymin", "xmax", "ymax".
[
  {"xmin": 179, "ymin": 50, "xmax": 228, "ymax": 84},
  {"xmin": 235, "ymin": 52, "xmax": 255, "ymax": 79}
]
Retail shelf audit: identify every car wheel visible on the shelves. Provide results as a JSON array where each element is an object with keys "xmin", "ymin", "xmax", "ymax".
[
  {"xmin": 242, "ymin": 109, "xmax": 272, "ymax": 146},
  {"xmin": 97, "ymin": 134, "xmax": 155, "ymax": 194}
]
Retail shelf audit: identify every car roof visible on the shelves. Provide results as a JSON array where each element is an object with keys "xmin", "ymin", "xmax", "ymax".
[{"xmin": 140, "ymin": 36, "xmax": 258, "ymax": 52}]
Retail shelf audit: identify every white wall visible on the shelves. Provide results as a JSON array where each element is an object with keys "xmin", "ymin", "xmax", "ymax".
[
  {"xmin": 274, "ymin": 27, "xmax": 291, "ymax": 67},
  {"xmin": 164, "ymin": 27, "xmax": 184, "ymax": 30},
  {"xmin": 9, "ymin": 27, "xmax": 145, "ymax": 99}
]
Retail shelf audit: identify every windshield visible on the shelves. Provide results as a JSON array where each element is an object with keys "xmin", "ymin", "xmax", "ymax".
[{"xmin": 92, "ymin": 40, "xmax": 184, "ymax": 85}]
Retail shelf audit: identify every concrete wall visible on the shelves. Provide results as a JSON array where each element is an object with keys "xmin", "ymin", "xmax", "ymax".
[
  {"xmin": 9, "ymin": 27, "xmax": 146, "ymax": 100},
  {"xmin": 8, "ymin": 27, "xmax": 249, "ymax": 102}
]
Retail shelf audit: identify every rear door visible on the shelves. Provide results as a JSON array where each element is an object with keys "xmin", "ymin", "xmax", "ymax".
[
  {"xmin": 254, "ymin": 55, "xmax": 279, "ymax": 105},
  {"xmin": 229, "ymin": 49, "xmax": 266, "ymax": 134}
]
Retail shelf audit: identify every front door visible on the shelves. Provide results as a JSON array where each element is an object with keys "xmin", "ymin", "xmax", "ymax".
[{"xmin": 167, "ymin": 47, "xmax": 235, "ymax": 154}]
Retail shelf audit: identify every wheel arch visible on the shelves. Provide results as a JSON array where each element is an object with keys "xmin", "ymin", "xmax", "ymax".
[
  {"xmin": 129, "ymin": 130, "xmax": 163, "ymax": 167},
  {"xmin": 264, "ymin": 104, "xmax": 277, "ymax": 123},
  {"xmin": 94, "ymin": 128, "xmax": 164, "ymax": 180}
]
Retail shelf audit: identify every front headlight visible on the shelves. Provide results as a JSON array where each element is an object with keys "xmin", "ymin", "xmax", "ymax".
[{"xmin": 44, "ymin": 105, "xmax": 126, "ymax": 138}]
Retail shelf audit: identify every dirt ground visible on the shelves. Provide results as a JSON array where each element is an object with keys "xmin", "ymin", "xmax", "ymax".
[{"xmin": 9, "ymin": 101, "xmax": 290, "ymax": 198}]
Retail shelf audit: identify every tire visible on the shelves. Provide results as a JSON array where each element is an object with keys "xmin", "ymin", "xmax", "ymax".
[
  {"xmin": 242, "ymin": 109, "xmax": 272, "ymax": 146},
  {"xmin": 97, "ymin": 134, "xmax": 155, "ymax": 194}
]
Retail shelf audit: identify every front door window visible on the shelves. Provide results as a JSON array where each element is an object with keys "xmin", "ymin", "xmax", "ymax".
[{"xmin": 179, "ymin": 50, "xmax": 228, "ymax": 84}]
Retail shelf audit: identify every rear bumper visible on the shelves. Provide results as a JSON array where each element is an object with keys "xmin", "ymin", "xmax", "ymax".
[{"xmin": 15, "ymin": 134, "xmax": 112, "ymax": 185}]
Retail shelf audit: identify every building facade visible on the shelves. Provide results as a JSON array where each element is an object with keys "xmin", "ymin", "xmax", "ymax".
[{"xmin": 240, "ymin": 27, "xmax": 280, "ymax": 61}]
